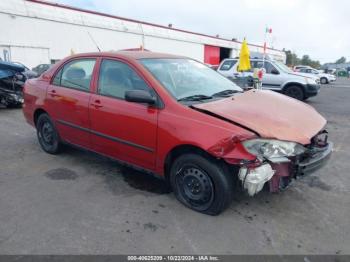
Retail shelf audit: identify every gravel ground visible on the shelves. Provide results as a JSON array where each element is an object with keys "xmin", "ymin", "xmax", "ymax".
[{"xmin": 0, "ymin": 78, "xmax": 350, "ymax": 255}]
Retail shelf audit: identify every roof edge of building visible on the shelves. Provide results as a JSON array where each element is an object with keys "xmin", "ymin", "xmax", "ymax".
[{"xmin": 25, "ymin": 0, "xmax": 284, "ymax": 53}]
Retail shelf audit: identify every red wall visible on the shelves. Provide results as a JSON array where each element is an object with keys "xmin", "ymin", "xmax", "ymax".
[{"xmin": 204, "ymin": 45, "xmax": 220, "ymax": 65}]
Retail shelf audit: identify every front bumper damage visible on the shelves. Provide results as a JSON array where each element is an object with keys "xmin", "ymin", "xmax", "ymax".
[{"xmin": 238, "ymin": 139, "xmax": 333, "ymax": 196}]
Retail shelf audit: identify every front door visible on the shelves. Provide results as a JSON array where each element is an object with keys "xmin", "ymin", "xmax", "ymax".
[
  {"xmin": 89, "ymin": 59, "xmax": 158, "ymax": 170},
  {"xmin": 46, "ymin": 58, "xmax": 96, "ymax": 148}
]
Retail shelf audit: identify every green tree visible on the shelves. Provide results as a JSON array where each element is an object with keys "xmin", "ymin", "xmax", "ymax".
[
  {"xmin": 284, "ymin": 50, "xmax": 300, "ymax": 66},
  {"xmin": 300, "ymin": 55, "xmax": 321, "ymax": 68},
  {"xmin": 283, "ymin": 50, "xmax": 321, "ymax": 68},
  {"xmin": 335, "ymin": 56, "xmax": 346, "ymax": 64}
]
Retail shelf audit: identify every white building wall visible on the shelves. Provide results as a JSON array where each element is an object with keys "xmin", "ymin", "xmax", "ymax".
[
  {"xmin": 0, "ymin": 0, "xmax": 286, "ymax": 68},
  {"xmin": 144, "ymin": 36, "xmax": 204, "ymax": 61}
]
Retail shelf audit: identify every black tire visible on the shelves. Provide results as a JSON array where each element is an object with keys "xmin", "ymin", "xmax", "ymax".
[
  {"xmin": 320, "ymin": 77, "xmax": 328, "ymax": 84},
  {"xmin": 284, "ymin": 85, "xmax": 304, "ymax": 101},
  {"xmin": 36, "ymin": 113, "xmax": 62, "ymax": 154},
  {"xmin": 169, "ymin": 153, "xmax": 234, "ymax": 215}
]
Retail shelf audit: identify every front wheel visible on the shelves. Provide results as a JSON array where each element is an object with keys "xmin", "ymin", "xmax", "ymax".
[
  {"xmin": 284, "ymin": 85, "xmax": 304, "ymax": 101},
  {"xmin": 320, "ymin": 77, "xmax": 328, "ymax": 84},
  {"xmin": 36, "ymin": 113, "xmax": 62, "ymax": 154},
  {"xmin": 169, "ymin": 153, "xmax": 234, "ymax": 215}
]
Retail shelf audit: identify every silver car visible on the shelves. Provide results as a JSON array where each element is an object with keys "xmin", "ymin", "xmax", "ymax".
[{"xmin": 217, "ymin": 58, "xmax": 320, "ymax": 101}]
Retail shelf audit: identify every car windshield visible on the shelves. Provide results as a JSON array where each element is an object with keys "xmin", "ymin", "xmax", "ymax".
[
  {"xmin": 140, "ymin": 58, "xmax": 242, "ymax": 101},
  {"xmin": 274, "ymin": 61, "xmax": 293, "ymax": 73}
]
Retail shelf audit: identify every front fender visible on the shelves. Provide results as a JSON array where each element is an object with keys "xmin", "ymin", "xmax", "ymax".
[{"xmin": 155, "ymin": 107, "xmax": 257, "ymax": 175}]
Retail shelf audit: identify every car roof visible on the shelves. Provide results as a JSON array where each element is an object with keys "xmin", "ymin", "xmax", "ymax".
[{"xmin": 68, "ymin": 51, "xmax": 187, "ymax": 61}]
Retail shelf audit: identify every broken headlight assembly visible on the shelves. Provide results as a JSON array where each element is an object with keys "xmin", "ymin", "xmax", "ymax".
[
  {"xmin": 242, "ymin": 139, "xmax": 306, "ymax": 162},
  {"xmin": 238, "ymin": 139, "xmax": 306, "ymax": 196}
]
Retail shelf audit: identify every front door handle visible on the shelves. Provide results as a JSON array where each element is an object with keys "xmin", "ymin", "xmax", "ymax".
[{"xmin": 91, "ymin": 99, "xmax": 103, "ymax": 109}]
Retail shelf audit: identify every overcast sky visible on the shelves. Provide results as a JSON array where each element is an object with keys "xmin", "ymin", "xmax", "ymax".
[{"xmin": 50, "ymin": 0, "xmax": 349, "ymax": 64}]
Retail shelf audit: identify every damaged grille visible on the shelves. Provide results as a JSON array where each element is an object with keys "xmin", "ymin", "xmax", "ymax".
[
  {"xmin": 294, "ymin": 129, "xmax": 331, "ymax": 176},
  {"xmin": 300, "ymin": 130, "xmax": 329, "ymax": 162},
  {"xmin": 310, "ymin": 129, "xmax": 329, "ymax": 148}
]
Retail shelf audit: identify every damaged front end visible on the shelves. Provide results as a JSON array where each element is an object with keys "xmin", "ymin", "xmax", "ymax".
[
  {"xmin": 0, "ymin": 61, "xmax": 26, "ymax": 107},
  {"xmin": 213, "ymin": 131, "xmax": 333, "ymax": 196}
]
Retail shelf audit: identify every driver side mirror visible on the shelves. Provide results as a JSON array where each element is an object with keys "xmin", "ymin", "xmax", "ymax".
[
  {"xmin": 271, "ymin": 69, "xmax": 279, "ymax": 75},
  {"xmin": 125, "ymin": 90, "xmax": 156, "ymax": 105}
]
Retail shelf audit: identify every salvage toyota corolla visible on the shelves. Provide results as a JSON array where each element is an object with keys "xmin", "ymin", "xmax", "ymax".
[{"xmin": 23, "ymin": 51, "xmax": 333, "ymax": 215}]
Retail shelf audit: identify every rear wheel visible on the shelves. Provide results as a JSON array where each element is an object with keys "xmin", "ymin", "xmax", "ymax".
[
  {"xmin": 36, "ymin": 113, "xmax": 62, "ymax": 154},
  {"xmin": 284, "ymin": 85, "xmax": 304, "ymax": 101},
  {"xmin": 320, "ymin": 77, "xmax": 328, "ymax": 84},
  {"xmin": 169, "ymin": 153, "xmax": 234, "ymax": 215}
]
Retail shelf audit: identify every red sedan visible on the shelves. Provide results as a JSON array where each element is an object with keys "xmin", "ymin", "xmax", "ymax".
[{"xmin": 23, "ymin": 51, "xmax": 332, "ymax": 215}]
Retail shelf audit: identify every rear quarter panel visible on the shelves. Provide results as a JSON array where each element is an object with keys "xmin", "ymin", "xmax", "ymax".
[{"xmin": 23, "ymin": 79, "xmax": 48, "ymax": 127}]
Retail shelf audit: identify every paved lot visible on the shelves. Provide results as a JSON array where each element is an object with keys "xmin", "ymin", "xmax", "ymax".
[{"xmin": 1, "ymin": 78, "xmax": 350, "ymax": 255}]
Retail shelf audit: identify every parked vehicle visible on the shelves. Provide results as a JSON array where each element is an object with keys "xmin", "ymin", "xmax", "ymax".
[
  {"xmin": 0, "ymin": 61, "xmax": 26, "ymax": 107},
  {"xmin": 217, "ymin": 58, "xmax": 320, "ymax": 101},
  {"xmin": 296, "ymin": 67, "xmax": 336, "ymax": 84},
  {"xmin": 23, "ymin": 51, "xmax": 333, "ymax": 215},
  {"xmin": 32, "ymin": 64, "xmax": 52, "ymax": 76},
  {"xmin": 12, "ymin": 62, "xmax": 38, "ymax": 79},
  {"xmin": 293, "ymin": 65, "xmax": 310, "ymax": 71}
]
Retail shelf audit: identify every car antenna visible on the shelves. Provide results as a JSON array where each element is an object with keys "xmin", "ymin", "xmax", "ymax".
[{"xmin": 87, "ymin": 31, "xmax": 101, "ymax": 52}]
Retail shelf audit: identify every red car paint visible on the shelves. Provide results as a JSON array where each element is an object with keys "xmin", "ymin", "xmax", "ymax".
[{"xmin": 23, "ymin": 51, "xmax": 257, "ymax": 176}]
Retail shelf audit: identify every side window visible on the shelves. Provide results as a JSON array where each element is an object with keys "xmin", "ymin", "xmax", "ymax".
[
  {"xmin": 251, "ymin": 61, "xmax": 264, "ymax": 69},
  {"xmin": 52, "ymin": 68, "xmax": 62, "ymax": 86},
  {"xmin": 219, "ymin": 60, "xmax": 237, "ymax": 71},
  {"xmin": 98, "ymin": 59, "xmax": 151, "ymax": 99},
  {"xmin": 264, "ymin": 62, "xmax": 278, "ymax": 74},
  {"xmin": 52, "ymin": 59, "xmax": 96, "ymax": 91}
]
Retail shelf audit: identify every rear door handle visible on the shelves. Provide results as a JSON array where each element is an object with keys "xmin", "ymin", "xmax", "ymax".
[
  {"xmin": 91, "ymin": 99, "xmax": 103, "ymax": 109},
  {"xmin": 49, "ymin": 90, "xmax": 61, "ymax": 98}
]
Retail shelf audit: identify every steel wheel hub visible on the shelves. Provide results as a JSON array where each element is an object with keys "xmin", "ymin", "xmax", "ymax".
[
  {"xmin": 176, "ymin": 165, "xmax": 214, "ymax": 209},
  {"xmin": 41, "ymin": 122, "xmax": 54, "ymax": 145}
]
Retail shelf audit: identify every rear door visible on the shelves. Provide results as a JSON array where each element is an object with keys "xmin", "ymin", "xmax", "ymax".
[
  {"xmin": 89, "ymin": 58, "xmax": 158, "ymax": 170},
  {"xmin": 46, "ymin": 58, "xmax": 96, "ymax": 148}
]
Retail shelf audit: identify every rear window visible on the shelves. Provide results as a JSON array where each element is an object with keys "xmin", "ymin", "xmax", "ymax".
[{"xmin": 219, "ymin": 60, "xmax": 237, "ymax": 71}]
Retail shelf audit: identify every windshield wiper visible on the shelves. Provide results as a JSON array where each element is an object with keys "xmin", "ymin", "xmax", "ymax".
[
  {"xmin": 178, "ymin": 94, "xmax": 213, "ymax": 102},
  {"xmin": 212, "ymin": 89, "xmax": 241, "ymax": 97}
]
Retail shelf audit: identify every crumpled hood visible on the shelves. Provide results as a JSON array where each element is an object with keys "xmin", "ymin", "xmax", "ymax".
[{"xmin": 192, "ymin": 90, "xmax": 326, "ymax": 145}]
